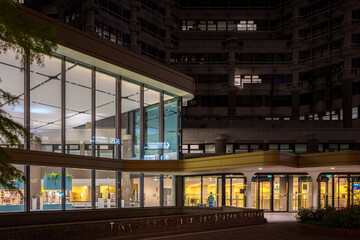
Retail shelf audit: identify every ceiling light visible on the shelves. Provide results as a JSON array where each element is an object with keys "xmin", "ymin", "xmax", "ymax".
[
  {"xmin": 331, "ymin": 167, "xmax": 335, "ymax": 170},
  {"xmin": 258, "ymin": 168, "xmax": 262, "ymax": 170}
]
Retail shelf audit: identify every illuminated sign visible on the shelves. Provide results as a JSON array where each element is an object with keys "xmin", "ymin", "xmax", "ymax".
[
  {"xmin": 267, "ymin": 175, "xmax": 272, "ymax": 178},
  {"xmin": 145, "ymin": 142, "xmax": 170, "ymax": 150},
  {"xmin": 326, "ymin": 175, "xmax": 332, "ymax": 178},
  {"xmin": 354, "ymin": 184, "xmax": 360, "ymax": 190},
  {"xmin": 90, "ymin": 136, "xmax": 120, "ymax": 144}
]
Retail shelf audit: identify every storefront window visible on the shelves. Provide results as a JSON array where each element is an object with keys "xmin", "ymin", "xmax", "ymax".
[
  {"xmin": 0, "ymin": 164, "xmax": 24, "ymax": 212},
  {"xmin": 163, "ymin": 175, "xmax": 175, "ymax": 206},
  {"xmin": 95, "ymin": 71, "xmax": 116, "ymax": 158},
  {"xmin": 95, "ymin": 170, "xmax": 116, "ymax": 208},
  {"xmin": 66, "ymin": 61, "xmax": 92, "ymax": 156},
  {"xmin": 30, "ymin": 166, "xmax": 64, "ymax": 211},
  {"xmin": 144, "ymin": 174, "xmax": 160, "ymax": 207},
  {"xmin": 121, "ymin": 172, "xmax": 140, "ymax": 207},
  {"xmin": 66, "ymin": 168, "xmax": 92, "ymax": 209}
]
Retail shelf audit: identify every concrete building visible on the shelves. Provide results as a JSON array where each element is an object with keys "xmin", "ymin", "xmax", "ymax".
[{"xmin": 0, "ymin": 0, "xmax": 360, "ymax": 223}]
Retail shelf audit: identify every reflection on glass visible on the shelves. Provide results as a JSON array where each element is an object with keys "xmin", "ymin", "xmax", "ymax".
[
  {"xmin": 96, "ymin": 170, "xmax": 116, "ymax": 208},
  {"xmin": 144, "ymin": 174, "xmax": 160, "ymax": 207},
  {"xmin": 121, "ymin": 172, "xmax": 140, "ymax": 207},
  {"xmin": 0, "ymin": 164, "xmax": 24, "ymax": 212},
  {"xmin": 66, "ymin": 61, "xmax": 92, "ymax": 156},
  {"xmin": 66, "ymin": 168, "xmax": 92, "ymax": 209}
]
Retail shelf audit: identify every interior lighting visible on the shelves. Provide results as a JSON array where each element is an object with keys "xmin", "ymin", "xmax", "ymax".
[
  {"xmin": 258, "ymin": 168, "xmax": 262, "ymax": 170},
  {"xmin": 331, "ymin": 167, "xmax": 335, "ymax": 170}
]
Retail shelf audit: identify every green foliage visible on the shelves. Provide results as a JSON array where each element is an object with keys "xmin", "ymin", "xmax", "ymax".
[
  {"xmin": 44, "ymin": 172, "xmax": 73, "ymax": 181},
  {"xmin": 0, "ymin": 0, "xmax": 58, "ymax": 65},
  {"xmin": 297, "ymin": 206, "xmax": 360, "ymax": 229},
  {"xmin": 0, "ymin": 0, "xmax": 58, "ymax": 192}
]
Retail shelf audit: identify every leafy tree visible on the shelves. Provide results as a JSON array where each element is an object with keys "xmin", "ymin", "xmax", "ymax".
[{"xmin": 0, "ymin": 0, "xmax": 58, "ymax": 191}]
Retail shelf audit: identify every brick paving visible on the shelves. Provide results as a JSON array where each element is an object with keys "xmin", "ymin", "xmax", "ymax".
[{"xmin": 141, "ymin": 222, "xmax": 358, "ymax": 240}]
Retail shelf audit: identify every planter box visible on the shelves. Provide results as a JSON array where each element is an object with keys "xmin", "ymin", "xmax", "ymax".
[{"xmin": 297, "ymin": 222, "xmax": 360, "ymax": 238}]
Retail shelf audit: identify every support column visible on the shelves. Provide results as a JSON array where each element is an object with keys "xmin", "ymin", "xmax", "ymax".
[
  {"xmin": 309, "ymin": 172, "xmax": 320, "ymax": 208},
  {"xmin": 215, "ymin": 134, "xmax": 227, "ymax": 154},
  {"xmin": 176, "ymin": 176, "xmax": 184, "ymax": 207},
  {"xmin": 83, "ymin": 0, "xmax": 98, "ymax": 34},
  {"xmin": 244, "ymin": 172, "xmax": 256, "ymax": 208}
]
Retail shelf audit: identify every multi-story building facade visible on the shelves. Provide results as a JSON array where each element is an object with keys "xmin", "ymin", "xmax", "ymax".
[{"xmin": 0, "ymin": 0, "xmax": 359, "ymax": 219}]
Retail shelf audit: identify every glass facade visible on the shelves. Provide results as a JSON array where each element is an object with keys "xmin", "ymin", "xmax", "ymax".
[
  {"xmin": 0, "ymin": 48, "xmax": 181, "ymax": 160},
  {"xmin": 0, "ymin": 165, "xmax": 25, "ymax": 212},
  {"xmin": 183, "ymin": 175, "xmax": 222, "ymax": 207},
  {"xmin": 225, "ymin": 175, "xmax": 246, "ymax": 207},
  {"xmin": 251, "ymin": 174, "xmax": 312, "ymax": 212},
  {"xmin": 319, "ymin": 173, "xmax": 360, "ymax": 208}
]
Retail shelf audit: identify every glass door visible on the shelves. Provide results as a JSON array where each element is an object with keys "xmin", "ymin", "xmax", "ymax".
[
  {"xmin": 288, "ymin": 175, "xmax": 312, "ymax": 211},
  {"xmin": 319, "ymin": 175, "xmax": 332, "ymax": 207},
  {"xmin": 259, "ymin": 176, "xmax": 271, "ymax": 210},
  {"xmin": 273, "ymin": 175, "xmax": 288, "ymax": 211},
  {"xmin": 334, "ymin": 176, "xmax": 349, "ymax": 208},
  {"xmin": 226, "ymin": 177, "xmax": 246, "ymax": 207}
]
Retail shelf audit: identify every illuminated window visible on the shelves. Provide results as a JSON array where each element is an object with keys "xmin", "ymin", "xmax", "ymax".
[{"xmin": 234, "ymin": 74, "xmax": 262, "ymax": 88}]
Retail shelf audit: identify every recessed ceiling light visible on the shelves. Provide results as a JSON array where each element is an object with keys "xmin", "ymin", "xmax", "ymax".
[
  {"xmin": 258, "ymin": 168, "xmax": 262, "ymax": 170},
  {"xmin": 331, "ymin": 167, "xmax": 335, "ymax": 170}
]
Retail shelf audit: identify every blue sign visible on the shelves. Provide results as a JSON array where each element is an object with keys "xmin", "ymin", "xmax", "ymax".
[{"xmin": 354, "ymin": 184, "xmax": 360, "ymax": 190}]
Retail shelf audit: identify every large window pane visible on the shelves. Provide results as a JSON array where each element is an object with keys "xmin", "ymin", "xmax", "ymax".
[
  {"xmin": 95, "ymin": 71, "xmax": 116, "ymax": 158},
  {"xmin": 144, "ymin": 174, "xmax": 160, "ymax": 207},
  {"xmin": 0, "ymin": 164, "xmax": 24, "ymax": 212},
  {"xmin": 121, "ymin": 80, "xmax": 140, "ymax": 159},
  {"xmin": 164, "ymin": 96, "xmax": 178, "ymax": 160},
  {"xmin": 66, "ymin": 61, "xmax": 92, "ymax": 156},
  {"xmin": 184, "ymin": 176, "xmax": 201, "ymax": 206},
  {"xmin": 30, "ymin": 55, "xmax": 62, "ymax": 151},
  {"xmin": 203, "ymin": 175, "xmax": 222, "ymax": 207},
  {"xmin": 121, "ymin": 172, "xmax": 140, "ymax": 207},
  {"xmin": 0, "ymin": 50, "xmax": 24, "ymax": 148},
  {"xmin": 144, "ymin": 87, "xmax": 160, "ymax": 160},
  {"xmin": 30, "ymin": 166, "xmax": 63, "ymax": 211},
  {"xmin": 66, "ymin": 168, "xmax": 92, "ymax": 209},
  {"xmin": 96, "ymin": 170, "xmax": 116, "ymax": 208}
]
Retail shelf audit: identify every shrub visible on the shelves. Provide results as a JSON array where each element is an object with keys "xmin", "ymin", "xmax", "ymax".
[{"xmin": 297, "ymin": 205, "xmax": 360, "ymax": 229}]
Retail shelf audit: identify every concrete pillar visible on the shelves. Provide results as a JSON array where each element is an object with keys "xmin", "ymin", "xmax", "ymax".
[
  {"xmin": 122, "ymin": 134, "xmax": 133, "ymax": 159},
  {"xmin": 307, "ymin": 134, "xmax": 319, "ymax": 153},
  {"xmin": 121, "ymin": 172, "xmax": 133, "ymax": 207},
  {"xmin": 244, "ymin": 172, "xmax": 256, "ymax": 208},
  {"xmin": 308, "ymin": 172, "xmax": 320, "ymax": 208},
  {"xmin": 176, "ymin": 176, "xmax": 184, "ymax": 207},
  {"xmin": 215, "ymin": 134, "xmax": 227, "ymax": 153}
]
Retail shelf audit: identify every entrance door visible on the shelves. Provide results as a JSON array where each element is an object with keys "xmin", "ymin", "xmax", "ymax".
[
  {"xmin": 320, "ymin": 175, "xmax": 333, "ymax": 207},
  {"xmin": 334, "ymin": 176, "xmax": 349, "ymax": 208},
  {"xmin": 259, "ymin": 176, "xmax": 271, "ymax": 210},
  {"xmin": 273, "ymin": 175, "xmax": 288, "ymax": 211},
  {"xmin": 288, "ymin": 175, "xmax": 312, "ymax": 211},
  {"xmin": 230, "ymin": 178, "xmax": 246, "ymax": 207}
]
